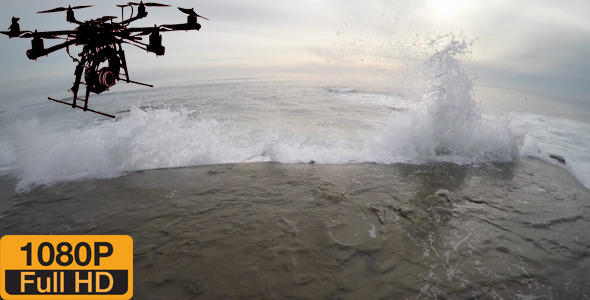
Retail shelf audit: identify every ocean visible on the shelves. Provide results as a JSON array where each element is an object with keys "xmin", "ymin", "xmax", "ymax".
[{"xmin": 1, "ymin": 40, "xmax": 589, "ymax": 299}]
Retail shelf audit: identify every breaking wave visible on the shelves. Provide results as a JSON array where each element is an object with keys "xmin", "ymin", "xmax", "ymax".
[
  {"xmin": 367, "ymin": 38, "xmax": 522, "ymax": 164},
  {"xmin": 2, "ymin": 37, "xmax": 575, "ymax": 191}
]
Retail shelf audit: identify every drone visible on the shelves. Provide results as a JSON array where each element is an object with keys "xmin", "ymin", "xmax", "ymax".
[{"xmin": 1, "ymin": 2, "xmax": 209, "ymax": 118}]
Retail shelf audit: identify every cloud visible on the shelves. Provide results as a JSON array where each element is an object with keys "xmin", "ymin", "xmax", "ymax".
[{"xmin": 0, "ymin": 0, "xmax": 589, "ymax": 104}]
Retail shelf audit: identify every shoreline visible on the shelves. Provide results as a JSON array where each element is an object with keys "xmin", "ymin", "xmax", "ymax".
[{"xmin": 2, "ymin": 155, "xmax": 589, "ymax": 196}]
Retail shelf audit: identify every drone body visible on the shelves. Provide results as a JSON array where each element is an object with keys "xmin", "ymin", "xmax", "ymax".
[{"xmin": 1, "ymin": 2, "xmax": 208, "ymax": 118}]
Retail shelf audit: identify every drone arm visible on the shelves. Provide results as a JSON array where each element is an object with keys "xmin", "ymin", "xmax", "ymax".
[
  {"xmin": 121, "ymin": 38, "xmax": 148, "ymax": 50},
  {"xmin": 26, "ymin": 39, "xmax": 76, "ymax": 60},
  {"xmin": 70, "ymin": 55, "xmax": 87, "ymax": 108},
  {"xmin": 121, "ymin": 38, "xmax": 164, "ymax": 56},
  {"xmin": 117, "ymin": 44, "xmax": 131, "ymax": 82}
]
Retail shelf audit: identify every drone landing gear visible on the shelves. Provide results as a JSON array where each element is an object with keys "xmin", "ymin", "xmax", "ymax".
[{"xmin": 47, "ymin": 97, "xmax": 115, "ymax": 118}]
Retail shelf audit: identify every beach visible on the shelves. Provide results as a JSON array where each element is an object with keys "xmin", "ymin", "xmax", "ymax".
[
  {"xmin": 1, "ymin": 157, "xmax": 589, "ymax": 299},
  {"xmin": 1, "ymin": 37, "xmax": 589, "ymax": 299}
]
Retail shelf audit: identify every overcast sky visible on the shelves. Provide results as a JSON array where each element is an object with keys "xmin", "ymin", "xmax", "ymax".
[{"xmin": 1, "ymin": 0, "xmax": 589, "ymax": 106}]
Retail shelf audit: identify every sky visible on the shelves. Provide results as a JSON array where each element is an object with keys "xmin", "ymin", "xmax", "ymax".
[{"xmin": 1, "ymin": 0, "xmax": 589, "ymax": 108}]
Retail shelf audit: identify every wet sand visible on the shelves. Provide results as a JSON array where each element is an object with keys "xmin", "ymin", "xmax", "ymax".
[{"xmin": 1, "ymin": 157, "xmax": 589, "ymax": 299}]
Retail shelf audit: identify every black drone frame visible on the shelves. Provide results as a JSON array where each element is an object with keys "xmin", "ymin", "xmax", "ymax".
[{"xmin": 1, "ymin": 2, "xmax": 209, "ymax": 118}]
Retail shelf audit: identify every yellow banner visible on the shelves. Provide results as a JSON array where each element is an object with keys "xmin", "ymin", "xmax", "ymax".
[{"xmin": 0, "ymin": 235, "xmax": 133, "ymax": 300}]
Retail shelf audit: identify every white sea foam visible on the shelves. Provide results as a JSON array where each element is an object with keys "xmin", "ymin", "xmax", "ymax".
[
  {"xmin": 366, "ymin": 38, "xmax": 522, "ymax": 164},
  {"xmin": 9, "ymin": 107, "xmax": 260, "ymax": 191},
  {"xmin": 4, "ymin": 98, "xmax": 588, "ymax": 191},
  {"xmin": 512, "ymin": 112, "xmax": 590, "ymax": 188},
  {"xmin": 2, "ymin": 38, "xmax": 588, "ymax": 191}
]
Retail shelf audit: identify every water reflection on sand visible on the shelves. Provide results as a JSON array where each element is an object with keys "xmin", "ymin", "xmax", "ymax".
[{"xmin": 1, "ymin": 157, "xmax": 589, "ymax": 299}]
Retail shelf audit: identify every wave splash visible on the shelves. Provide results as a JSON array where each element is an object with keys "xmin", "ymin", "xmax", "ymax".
[
  {"xmin": 10, "ymin": 107, "xmax": 263, "ymax": 191},
  {"xmin": 368, "ymin": 38, "xmax": 522, "ymax": 164},
  {"xmin": 6, "ymin": 38, "xmax": 525, "ymax": 191}
]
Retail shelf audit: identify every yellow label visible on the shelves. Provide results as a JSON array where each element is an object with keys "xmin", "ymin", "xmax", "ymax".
[{"xmin": 0, "ymin": 235, "xmax": 133, "ymax": 300}]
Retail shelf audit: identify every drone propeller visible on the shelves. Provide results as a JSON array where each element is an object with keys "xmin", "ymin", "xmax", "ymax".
[
  {"xmin": 38, "ymin": 5, "xmax": 94, "ymax": 14},
  {"xmin": 0, "ymin": 30, "xmax": 31, "ymax": 38},
  {"xmin": 178, "ymin": 7, "xmax": 209, "ymax": 20},
  {"xmin": 124, "ymin": 1, "xmax": 170, "ymax": 7}
]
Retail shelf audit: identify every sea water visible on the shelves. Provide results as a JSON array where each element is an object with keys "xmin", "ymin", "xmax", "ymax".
[
  {"xmin": 1, "ymin": 38, "xmax": 590, "ymax": 299},
  {"xmin": 0, "ymin": 39, "xmax": 588, "ymax": 191}
]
